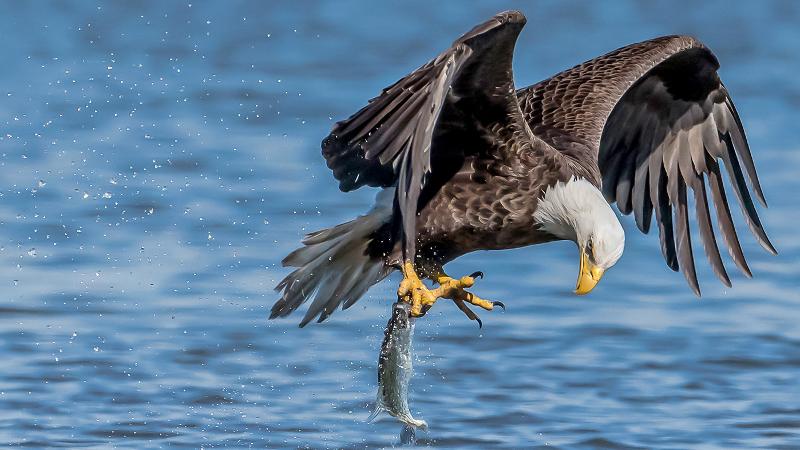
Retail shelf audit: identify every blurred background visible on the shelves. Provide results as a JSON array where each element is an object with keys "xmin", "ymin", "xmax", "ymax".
[{"xmin": 0, "ymin": 1, "xmax": 798, "ymax": 448}]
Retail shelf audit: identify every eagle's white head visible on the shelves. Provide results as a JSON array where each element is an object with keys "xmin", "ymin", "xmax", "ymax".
[{"xmin": 533, "ymin": 177, "xmax": 625, "ymax": 295}]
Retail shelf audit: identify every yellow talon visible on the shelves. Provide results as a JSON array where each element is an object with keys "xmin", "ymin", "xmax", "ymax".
[
  {"xmin": 397, "ymin": 262, "xmax": 503, "ymax": 322},
  {"xmin": 398, "ymin": 261, "xmax": 438, "ymax": 317}
]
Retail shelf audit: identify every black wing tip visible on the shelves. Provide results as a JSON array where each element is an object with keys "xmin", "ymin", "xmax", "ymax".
[
  {"xmin": 298, "ymin": 313, "xmax": 315, "ymax": 327},
  {"xmin": 637, "ymin": 220, "xmax": 652, "ymax": 235},
  {"xmin": 738, "ymin": 258, "xmax": 753, "ymax": 279},
  {"xmin": 268, "ymin": 304, "xmax": 284, "ymax": 320},
  {"xmin": 667, "ymin": 256, "xmax": 679, "ymax": 272},
  {"xmin": 760, "ymin": 236, "xmax": 778, "ymax": 256},
  {"xmin": 321, "ymin": 132, "xmax": 345, "ymax": 160},
  {"xmin": 280, "ymin": 254, "xmax": 295, "ymax": 268},
  {"xmin": 678, "ymin": 256, "xmax": 700, "ymax": 296},
  {"xmin": 714, "ymin": 256, "xmax": 733, "ymax": 287},
  {"xmin": 295, "ymin": 312, "xmax": 327, "ymax": 328},
  {"xmin": 713, "ymin": 263, "xmax": 733, "ymax": 288},
  {"xmin": 338, "ymin": 178, "xmax": 358, "ymax": 192}
]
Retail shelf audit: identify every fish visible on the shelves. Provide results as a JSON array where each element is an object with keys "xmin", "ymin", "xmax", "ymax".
[{"xmin": 369, "ymin": 301, "xmax": 428, "ymax": 433}]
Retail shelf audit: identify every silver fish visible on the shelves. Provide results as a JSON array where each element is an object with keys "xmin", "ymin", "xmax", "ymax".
[{"xmin": 369, "ymin": 301, "xmax": 428, "ymax": 431}]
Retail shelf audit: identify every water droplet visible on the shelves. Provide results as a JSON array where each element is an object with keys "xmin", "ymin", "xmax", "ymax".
[
  {"xmin": 102, "ymin": 192, "xmax": 112, "ymax": 199},
  {"xmin": 27, "ymin": 248, "xmax": 37, "ymax": 257}
]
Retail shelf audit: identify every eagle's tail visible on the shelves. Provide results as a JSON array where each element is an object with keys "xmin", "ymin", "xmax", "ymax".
[{"xmin": 271, "ymin": 190, "xmax": 394, "ymax": 327}]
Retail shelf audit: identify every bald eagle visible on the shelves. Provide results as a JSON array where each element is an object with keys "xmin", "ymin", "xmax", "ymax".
[{"xmin": 271, "ymin": 10, "xmax": 775, "ymax": 327}]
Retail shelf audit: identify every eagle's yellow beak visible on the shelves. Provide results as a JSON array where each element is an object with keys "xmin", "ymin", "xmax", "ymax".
[{"xmin": 575, "ymin": 247, "xmax": 604, "ymax": 295}]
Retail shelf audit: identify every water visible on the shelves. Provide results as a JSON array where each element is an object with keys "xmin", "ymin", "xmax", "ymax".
[{"xmin": 0, "ymin": 1, "xmax": 798, "ymax": 448}]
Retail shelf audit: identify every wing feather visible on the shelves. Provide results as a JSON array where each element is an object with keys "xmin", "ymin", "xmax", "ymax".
[
  {"xmin": 719, "ymin": 135, "xmax": 776, "ymax": 254},
  {"xmin": 692, "ymin": 173, "xmax": 731, "ymax": 286},
  {"xmin": 653, "ymin": 163, "xmax": 679, "ymax": 271},
  {"xmin": 632, "ymin": 153, "xmax": 651, "ymax": 232},
  {"xmin": 706, "ymin": 155, "xmax": 751, "ymax": 277},
  {"xmin": 725, "ymin": 95, "xmax": 766, "ymax": 205},
  {"xmin": 674, "ymin": 177, "xmax": 699, "ymax": 295},
  {"xmin": 322, "ymin": 11, "xmax": 528, "ymax": 259},
  {"xmin": 517, "ymin": 37, "xmax": 774, "ymax": 294}
]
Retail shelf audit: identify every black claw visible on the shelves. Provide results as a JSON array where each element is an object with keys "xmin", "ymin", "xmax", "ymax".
[
  {"xmin": 469, "ymin": 271, "xmax": 484, "ymax": 279},
  {"xmin": 475, "ymin": 316, "xmax": 483, "ymax": 329},
  {"xmin": 390, "ymin": 262, "xmax": 403, "ymax": 271},
  {"xmin": 492, "ymin": 301, "xmax": 505, "ymax": 311}
]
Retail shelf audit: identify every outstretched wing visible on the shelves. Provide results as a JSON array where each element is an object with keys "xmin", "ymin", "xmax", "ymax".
[
  {"xmin": 322, "ymin": 10, "xmax": 528, "ymax": 258},
  {"xmin": 517, "ymin": 36, "xmax": 776, "ymax": 295}
]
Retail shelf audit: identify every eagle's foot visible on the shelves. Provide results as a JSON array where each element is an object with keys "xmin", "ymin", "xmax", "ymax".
[
  {"xmin": 398, "ymin": 262, "xmax": 504, "ymax": 322},
  {"xmin": 434, "ymin": 271, "xmax": 504, "ymax": 327},
  {"xmin": 397, "ymin": 261, "xmax": 439, "ymax": 317},
  {"xmin": 434, "ymin": 273, "xmax": 497, "ymax": 309}
]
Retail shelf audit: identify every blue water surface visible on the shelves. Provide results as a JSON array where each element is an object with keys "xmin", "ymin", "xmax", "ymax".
[{"xmin": 1, "ymin": 1, "xmax": 799, "ymax": 448}]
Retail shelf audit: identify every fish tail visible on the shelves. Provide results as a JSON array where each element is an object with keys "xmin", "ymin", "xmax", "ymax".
[{"xmin": 400, "ymin": 425, "xmax": 417, "ymax": 445}]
